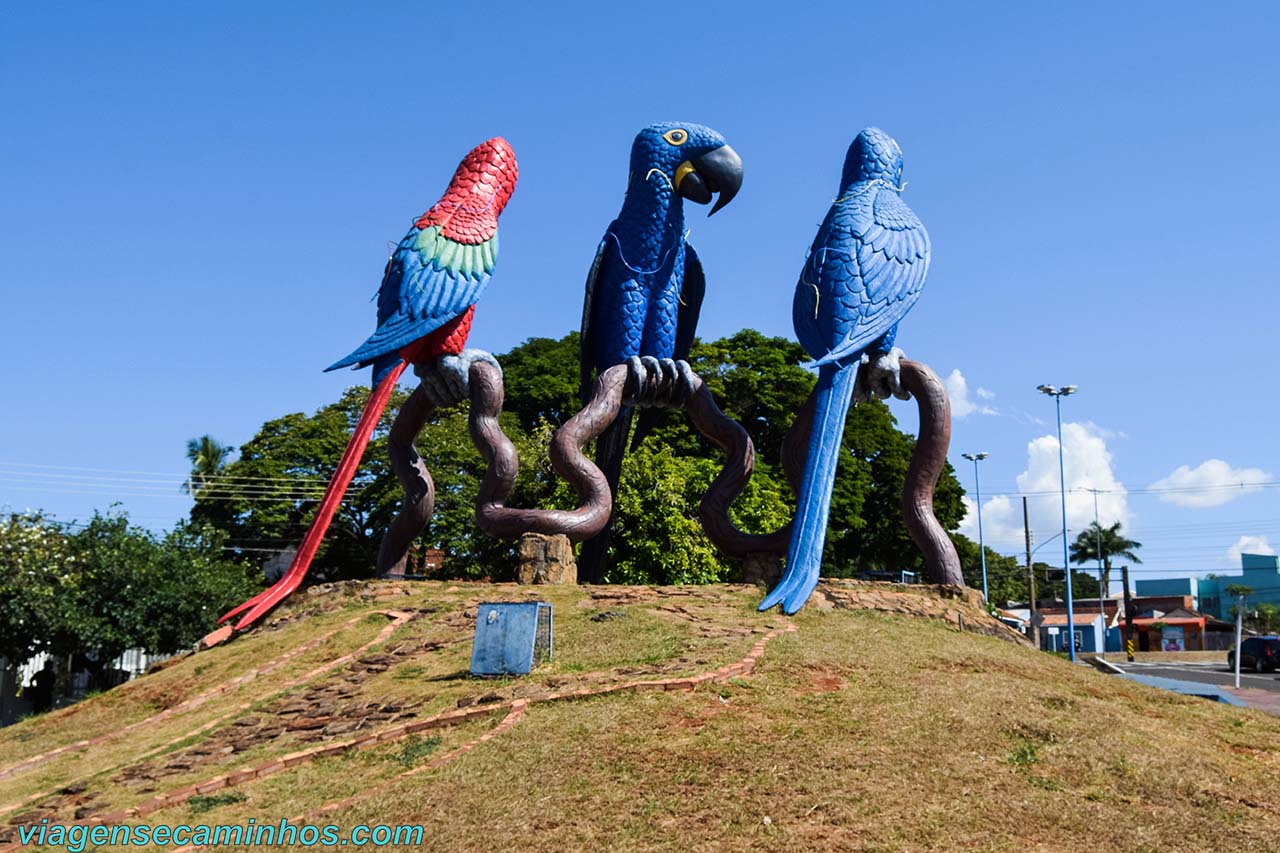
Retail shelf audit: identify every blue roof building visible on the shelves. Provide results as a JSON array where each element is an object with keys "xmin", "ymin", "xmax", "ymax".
[
  {"xmin": 1138, "ymin": 554, "xmax": 1280, "ymax": 621},
  {"xmin": 1133, "ymin": 575, "xmax": 1199, "ymax": 608}
]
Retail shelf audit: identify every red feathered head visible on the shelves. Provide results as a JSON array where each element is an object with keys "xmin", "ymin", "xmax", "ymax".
[{"xmin": 416, "ymin": 137, "xmax": 518, "ymax": 244}]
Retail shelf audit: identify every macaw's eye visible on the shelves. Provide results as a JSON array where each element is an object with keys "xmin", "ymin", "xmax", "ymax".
[{"xmin": 663, "ymin": 128, "xmax": 688, "ymax": 146}]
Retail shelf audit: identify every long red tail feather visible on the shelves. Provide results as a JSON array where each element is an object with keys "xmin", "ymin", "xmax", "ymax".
[{"xmin": 217, "ymin": 360, "xmax": 409, "ymax": 630}]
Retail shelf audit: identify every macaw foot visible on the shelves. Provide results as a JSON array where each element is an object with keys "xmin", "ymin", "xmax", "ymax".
[
  {"xmin": 854, "ymin": 347, "xmax": 911, "ymax": 403},
  {"xmin": 623, "ymin": 356, "xmax": 698, "ymax": 409},
  {"xmin": 757, "ymin": 560, "xmax": 821, "ymax": 614},
  {"xmin": 415, "ymin": 348, "xmax": 501, "ymax": 408}
]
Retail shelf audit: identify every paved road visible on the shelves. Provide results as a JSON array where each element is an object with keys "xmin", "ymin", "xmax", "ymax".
[{"xmin": 1114, "ymin": 661, "xmax": 1280, "ymax": 693}]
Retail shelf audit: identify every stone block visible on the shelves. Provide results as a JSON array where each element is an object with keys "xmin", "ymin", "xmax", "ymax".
[
  {"xmin": 166, "ymin": 786, "xmax": 199, "ymax": 802},
  {"xmin": 740, "ymin": 551, "xmax": 783, "ymax": 586},
  {"xmin": 195, "ymin": 777, "xmax": 228, "ymax": 794},
  {"xmin": 516, "ymin": 533, "xmax": 577, "ymax": 585},
  {"xmin": 199, "ymin": 625, "xmax": 234, "ymax": 650},
  {"xmin": 254, "ymin": 760, "xmax": 284, "ymax": 778}
]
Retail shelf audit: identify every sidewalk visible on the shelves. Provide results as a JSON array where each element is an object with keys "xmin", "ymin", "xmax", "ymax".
[
  {"xmin": 1118, "ymin": 673, "xmax": 1246, "ymax": 707},
  {"xmin": 1120, "ymin": 660, "xmax": 1223, "ymax": 668},
  {"xmin": 1225, "ymin": 687, "xmax": 1280, "ymax": 716},
  {"xmin": 1100, "ymin": 651, "xmax": 1226, "ymax": 665}
]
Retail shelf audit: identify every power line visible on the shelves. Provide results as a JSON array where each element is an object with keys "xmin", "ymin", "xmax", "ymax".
[
  {"xmin": 5, "ymin": 460, "xmax": 1275, "ymax": 500},
  {"xmin": 973, "ymin": 481, "xmax": 1280, "ymax": 500},
  {"xmin": 0, "ymin": 460, "xmax": 332, "ymax": 485}
]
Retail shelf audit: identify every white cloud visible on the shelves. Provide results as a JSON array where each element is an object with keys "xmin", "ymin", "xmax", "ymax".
[
  {"xmin": 944, "ymin": 369, "xmax": 998, "ymax": 419},
  {"xmin": 1080, "ymin": 421, "xmax": 1127, "ymax": 440},
  {"xmin": 1150, "ymin": 459, "xmax": 1271, "ymax": 508},
  {"xmin": 1224, "ymin": 535, "xmax": 1276, "ymax": 567},
  {"xmin": 1009, "ymin": 408, "xmax": 1048, "ymax": 427},
  {"xmin": 958, "ymin": 423, "xmax": 1129, "ymax": 562}
]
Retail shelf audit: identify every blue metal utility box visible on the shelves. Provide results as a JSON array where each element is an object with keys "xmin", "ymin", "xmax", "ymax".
[{"xmin": 469, "ymin": 602, "xmax": 553, "ymax": 677}]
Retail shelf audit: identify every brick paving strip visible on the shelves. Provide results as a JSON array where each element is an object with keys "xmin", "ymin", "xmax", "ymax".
[
  {"xmin": 0, "ymin": 614, "xmax": 380, "ymax": 784},
  {"xmin": 1, "ymin": 622, "xmax": 796, "ymax": 853},
  {"xmin": 0, "ymin": 611, "xmax": 414, "ymax": 821}
]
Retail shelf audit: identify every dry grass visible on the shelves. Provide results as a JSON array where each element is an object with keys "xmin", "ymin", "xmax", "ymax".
[
  {"xmin": 0, "ymin": 608, "xmax": 393, "ymax": 806},
  {"xmin": 6, "ymin": 581, "xmax": 1280, "ymax": 851},
  {"xmin": 330, "ymin": 603, "xmax": 1280, "ymax": 852}
]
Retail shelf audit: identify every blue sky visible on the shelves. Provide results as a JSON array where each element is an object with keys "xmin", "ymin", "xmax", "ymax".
[{"xmin": 3, "ymin": 2, "xmax": 1278, "ymax": 589}]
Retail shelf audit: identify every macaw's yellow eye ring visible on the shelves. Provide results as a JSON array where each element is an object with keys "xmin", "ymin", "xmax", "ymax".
[{"xmin": 663, "ymin": 128, "xmax": 688, "ymax": 146}]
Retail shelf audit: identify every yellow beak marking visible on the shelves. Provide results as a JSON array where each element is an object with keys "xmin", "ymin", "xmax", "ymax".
[{"xmin": 674, "ymin": 160, "xmax": 697, "ymax": 191}]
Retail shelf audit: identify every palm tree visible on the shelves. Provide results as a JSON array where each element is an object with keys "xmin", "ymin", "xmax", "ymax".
[
  {"xmin": 183, "ymin": 435, "xmax": 233, "ymax": 496},
  {"xmin": 1069, "ymin": 521, "xmax": 1142, "ymax": 599},
  {"xmin": 1253, "ymin": 602, "xmax": 1280, "ymax": 633}
]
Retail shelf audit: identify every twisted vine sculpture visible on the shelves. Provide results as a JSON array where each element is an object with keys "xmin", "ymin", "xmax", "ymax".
[
  {"xmin": 464, "ymin": 358, "xmax": 752, "ymax": 543},
  {"xmin": 898, "ymin": 361, "xmax": 963, "ymax": 587},
  {"xmin": 686, "ymin": 357, "xmax": 961, "ymax": 589},
  {"xmin": 377, "ymin": 354, "xmax": 960, "ymax": 598}
]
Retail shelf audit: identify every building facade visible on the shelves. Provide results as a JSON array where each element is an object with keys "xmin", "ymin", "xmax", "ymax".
[{"xmin": 1136, "ymin": 553, "xmax": 1280, "ymax": 622}]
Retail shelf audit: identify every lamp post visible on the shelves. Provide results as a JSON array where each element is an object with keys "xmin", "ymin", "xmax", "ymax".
[
  {"xmin": 961, "ymin": 452, "xmax": 990, "ymax": 602},
  {"xmin": 1038, "ymin": 384, "xmax": 1078, "ymax": 663}
]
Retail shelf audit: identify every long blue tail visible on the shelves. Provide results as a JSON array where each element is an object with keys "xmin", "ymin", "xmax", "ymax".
[{"xmin": 759, "ymin": 362, "xmax": 858, "ymax": 613}]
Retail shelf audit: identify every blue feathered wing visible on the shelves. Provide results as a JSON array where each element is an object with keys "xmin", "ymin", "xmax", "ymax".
[
  {"xmin": 327, "ymin": 225, "xmax": 496, "ymax": 382},
  {"xmin": 795, "ymin": 186, "xmax": 930, "ymax": 368}
]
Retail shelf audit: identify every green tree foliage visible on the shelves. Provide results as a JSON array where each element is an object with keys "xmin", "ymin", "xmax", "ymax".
[
  {"xmin": 190, "ymin": 385, "xmax": 563, "ymax": 582},
  {"xmin": 190, "ymin": 387, "xmax": 409, "ymax": 580},
  {"xmin": 1251, "ymin": 602, "xmax": 1280, "ymax": 634},
  {"xmin": 0, "ymin": 510, "xmax": 257, "ymax": 664},
  {"xmin": 64, "ymin": 512, "xmax": 260, "ymax": 660},
  {"xmin": 954, "ymin": 540, "xmax": 1100, "ymax": 607},
  {"xmin": 955, "ymin": 538, "xmax": 1027, "ymax": 604},
  {"xmin": 192, "ymin": 329, "xmax": 974, "ymax": 588},
  {"xmin": 496, "ymin": 332, "xmax": 585, "ymax": 431},
  {"xmin": 1069, "ymin": 521, "xmax": 1142, "ymax": 597},
  {"xmin": 0, "ymin": 512, "xmax": 72, "ymax": 663},
  {"xmin": 609, "ymin": 442, "xmax": 792, "ymax": 585},
  {"xmin": 685, "ymin": 329, "xmax": 818, "ymax": 463}
]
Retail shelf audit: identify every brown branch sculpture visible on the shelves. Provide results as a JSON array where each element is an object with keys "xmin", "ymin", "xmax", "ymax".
[
  {"xmin": 693, "ymin": 358, "xmax": 962, "ymax": 586},
  {"xmin": 376, "ymin": 385, "xmax": 437, "ymax": 577},
  {"xmin": 468, "ymin": 361, "xmax": 622, "ymax": 541},
  {"xmin": 465, "ymin": 360, "xmax": 776, "ymax": 546},
  {"xmin": 378, "ymin": 356, "xmax": 960, "ymax": 589},
  {"xmin": 898, "ymin": 360, "xmax": 964, "ymax": 586}
]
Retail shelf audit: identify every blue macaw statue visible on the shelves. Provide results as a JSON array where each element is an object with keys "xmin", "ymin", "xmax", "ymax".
[
  {"xmin": 577, "ymin": 121, "xmax": 743, "ymax": 583},
  {"xmin": 760, "ymin": 127, "xmax": 931, "ymax": 614}
]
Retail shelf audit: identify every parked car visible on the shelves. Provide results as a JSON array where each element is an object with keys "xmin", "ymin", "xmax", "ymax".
[{"xmin": 1228, "ymin": 636, "xmax": 1280, "ymax": 672}]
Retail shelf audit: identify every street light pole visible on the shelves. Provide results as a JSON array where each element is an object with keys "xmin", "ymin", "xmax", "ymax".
[
  {"xmin": 1038, "ymin": 384, "xmax": 1078, "ymax": 663},
  {"xmin": 962, "ymin": 452, "xmax": 990, "ymax": 602},
  {"xmin": 1091, "ymin": 488, "xmax": 1107, "ymax": 650},
  {"xmin": 1235, "ymin": 592, "xmax": 1245, "ymax": 689}
]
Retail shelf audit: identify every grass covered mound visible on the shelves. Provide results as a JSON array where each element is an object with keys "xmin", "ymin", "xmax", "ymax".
[{"xmin": 3, "ymin": 580, "xmax": 1278, "ymax": 851}]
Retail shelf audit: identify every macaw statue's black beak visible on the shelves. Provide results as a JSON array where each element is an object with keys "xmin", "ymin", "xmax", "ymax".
[{"xmin": 675, "ymin": 144, "xmax": 743, "ymax": 216}]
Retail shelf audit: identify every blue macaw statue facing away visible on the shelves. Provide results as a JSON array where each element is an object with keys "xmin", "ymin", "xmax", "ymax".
[
  {"xmin": 578, "ymin": 121, "xmax": 743, "ymax": 583},
  {"xmin": 760, "ymin": 127, "xmax": 931, "ymax": 614}
]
